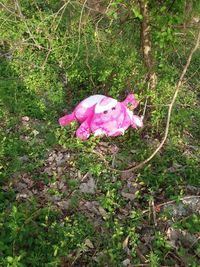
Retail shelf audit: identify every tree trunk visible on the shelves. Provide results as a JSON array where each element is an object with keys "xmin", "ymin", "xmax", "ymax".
[{"xmin": 139, "ymin": 0, "xmax": 157, "ymax": 89}]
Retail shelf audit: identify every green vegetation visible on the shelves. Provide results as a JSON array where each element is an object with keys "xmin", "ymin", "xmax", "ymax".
[{"xmin": 0, "ymin": 0, "xmax": 200, "ymax": 266}]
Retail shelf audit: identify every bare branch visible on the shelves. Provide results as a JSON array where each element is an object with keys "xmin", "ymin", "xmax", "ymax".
[
  {"xmin": 66, "ymin": 0, "xmax": 88, "ymax": 69},
  {"xmin": 93, "ymin": 28, "xmax": 200, "ymax": 173},
  {"xmin": 121, "ymin": 28, "xmax": 200, "ymax": 172},
  {"xmin": 14, "ymin": 0, "xmax": 42, "ymax": 50}
]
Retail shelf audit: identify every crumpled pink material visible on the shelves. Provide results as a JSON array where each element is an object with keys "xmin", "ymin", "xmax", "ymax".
[{"xmin": 59, "ymin": 94, "xmax": 143, "ymax": 140}]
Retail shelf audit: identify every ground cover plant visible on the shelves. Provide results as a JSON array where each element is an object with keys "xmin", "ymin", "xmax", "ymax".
[{"xmin": 0, "ymin": 0, "xmax": 200, "ymax": 266}]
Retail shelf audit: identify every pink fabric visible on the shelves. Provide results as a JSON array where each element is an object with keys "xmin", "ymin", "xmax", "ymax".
[{"xmin": 59, "ymin": 94, "xmax": 143, "ymax": 140}]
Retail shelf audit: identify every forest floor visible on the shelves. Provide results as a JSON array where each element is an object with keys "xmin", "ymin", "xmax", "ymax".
[
  {"xmin": 1, "ymin": 80, "xmax": 200, "ymax": 266},
  {"xmin": 1, "ymin": 1, "xmax": 200, "ymax": 265}
]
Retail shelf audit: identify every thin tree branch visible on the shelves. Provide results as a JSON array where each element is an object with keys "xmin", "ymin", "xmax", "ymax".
[
  {"xmin": 66, "ymin": 0, "xmax": 88, "ymax": 69},
  {"xmin": 93, "ymin": 28, "xmax": 200, "ymax": 173},
  {"xmin": 119, "ymin": 28, "xmax": 200, "ymax": 172},
  {"xmin": 14, "ymin": 0, "xmax": 42, "ymax": 50}
]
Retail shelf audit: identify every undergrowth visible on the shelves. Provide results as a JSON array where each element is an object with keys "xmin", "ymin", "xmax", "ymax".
[{"xmin": 0, "ymin": 1, "xmax": 200, "ymax": 266}]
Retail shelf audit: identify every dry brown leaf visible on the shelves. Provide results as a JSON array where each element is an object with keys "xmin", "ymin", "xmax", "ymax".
[
  {"xmin": 22, "ymin": 116, "xmax": 30, "ymax": 122},
  {"xmin": 79, "ymin": 177, "xmax": 96, "ymax": 194},
  {"xmin": 98, "ymin": 206, "xmax": 107, "ymax": 218},
  {"xmin": 121, "ymin": 192, "xmax": 136, "ymax": 201},
  {"xmin": 85, "ymin": 239, "xmax": 94, "ymax": 249},
  {"xmin": 122, "ymin": 258, "xmax": 131, "ymax": 267},
  {"xmin": 167, "ymin": 227, "xmax": 199, "ymax": 248},
  {"xmin": 123, "ymin": 236, "xmax": 129, "ymax": 250},
  {"xmin": 120, "ymin": 171, "xmax": 132, "ymax": 180},
  {"xmin": 57, "ymin": 200, "xmax": 70, "ymax": 210},
  {"xmin": 162, "ymin": 196, "xmax": 200, "ymax": 220}
]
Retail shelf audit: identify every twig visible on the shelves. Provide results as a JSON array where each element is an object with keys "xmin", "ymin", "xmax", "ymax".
[
  {"xmin": 164, "ymin": 251, "xmax": 185, "ymax": 266},
  {"xmin": 14, "ymin": 0, "xmax": 42, "ymax": 50},
  {"xmin": 50, "ymin": 0, "xmax": 71, "ymax": 31},
  {"xmin": 0, "ymin": 2, "xmax": 20, "ymax": 17},
  {"xmin": 64, "ymin": 171, "xmax": 90, "ymax": 200},
  {"xmin": 93, "ymin": 28, "xmax": 200, "ymax": 173},
  {"xmin": 167, "ymin": 0, "xmax": 176, "ymax": 12},
  {"xmin": 66, "ymin": 0, "xmax": 88, "ymax": 69},
  {"xmin": 41, "ymin": 48, "xmax": 52, "ymax": 70},
  {"xmin": 95, "ymin": 0, "xmax": 113, "ymax": 29},
  {"xmin": 150, "ymin": 198, "xmax": 157, "ymax": 226},
  {"xmin": 94, "ymin": 0, "xmax": 113, "ymax": 53},
  {"xmin": 139, "ymin": 195, "xmax": 200, "ymax": 217},
  {"xmin": 0, "ymin": 13, "xmax": 14, "ymax": 29},
  {"xmin": 157, "ymin": 195, "xmax": 200, "ymax": 209},
  {"xmin": 185, "ymin": 65, "xmax": 200, "ymax": 82},
  {"xmin": 133, "ymin": 264, "xmax": 149, "ymax": 267},
  {"xmin": 189, "ymin": 235, "xmax": 200, "ymax": 249},
  {"xmin": 135, "ymin": 247, "xmax": 147, "ymax": 263},
  {"xmin": 123, "ymin": 28, "xmax": 200, "ymax": 172},
  {"xmin": 83, "ymin": 34, "xmax": 95, "ymax": 86},
  {"xmin": 141, "ymin": 96, "xmax": 148, "ymax": 120}
]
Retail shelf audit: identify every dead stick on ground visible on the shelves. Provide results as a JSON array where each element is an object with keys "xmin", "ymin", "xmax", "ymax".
[
  {"xmin": 157, "ymin": 195, "xmax": 200, "ymax": 208},
  {"xmin": 140, "ymin": 195, "xmax": 200, "ymax": 216},
  {"xmin": 93, "ymin": 28, "xmax": 200, "ymax": 173},
  {"xmin": 135, "ymin": 247, "xmax": 147, "ymax": 263},
  {"xmin": 151, "ymin": 198, "xmax": 157, "ymax": 226}
]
